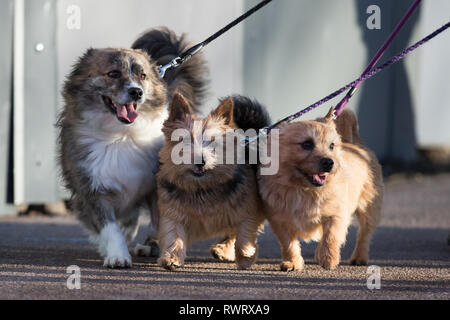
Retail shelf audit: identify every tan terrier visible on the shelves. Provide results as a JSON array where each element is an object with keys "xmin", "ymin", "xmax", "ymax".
[
  {"xmin": 156, "ymin": 93, "xmax": 270, "ymax": 271},
  {"xmin": 258, "ymin": 108, "xmax": 383, "ymax": 271}
]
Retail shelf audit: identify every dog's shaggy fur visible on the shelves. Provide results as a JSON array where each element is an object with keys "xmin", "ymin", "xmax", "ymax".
[
  {"xmin": 156, "ymin": 93, "xmax": 270, "ymax": 271},
  {"xmin": 258, "ymin": 108, "xmax": 383, "ymax": 271},
  {"xmin": 58, "ymin": 28, "xmax": 208, "ymax": 268}
]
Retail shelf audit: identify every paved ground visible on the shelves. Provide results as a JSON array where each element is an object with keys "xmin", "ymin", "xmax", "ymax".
[{"xmin": 0, "ymin": 174, "xmax": 449, "ymax": 300}]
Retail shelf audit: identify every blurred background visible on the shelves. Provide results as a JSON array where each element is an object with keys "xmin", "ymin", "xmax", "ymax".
[{"xmin": 0, "ymin": 0, "xmax": 449, "ymax": 215}]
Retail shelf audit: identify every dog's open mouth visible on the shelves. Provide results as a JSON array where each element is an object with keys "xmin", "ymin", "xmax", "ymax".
[
  {"xmin": 298, "ymin": 169, "xmax": 328, "ymax": 187},
  {"xmin": 308, "ymin": 173, "xmax": 328, "ymax": 187},
  {"xmin": 102, "ymin": 96, "xmax": 138, "ymax": 124}
]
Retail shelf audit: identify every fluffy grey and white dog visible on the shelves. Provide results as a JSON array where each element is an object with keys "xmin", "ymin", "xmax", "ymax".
[{"xmin": 58, "ymin": 28, "xmax": 208, "ymax": 268}]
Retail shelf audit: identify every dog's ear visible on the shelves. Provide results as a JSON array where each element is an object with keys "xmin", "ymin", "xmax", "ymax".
[
  {"xmin": 324, "ymin": 107, "xmax": 336, "ymax": 122},
  {"xmin": 212, "ymin": 97, "xmax": 234, "ymax": 126},
  {"xmin": 168, "ymin": 92, "xmax": 192, "ymax": 122}
]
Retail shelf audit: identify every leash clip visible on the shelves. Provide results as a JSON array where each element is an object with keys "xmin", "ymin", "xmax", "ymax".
[
  {"xmin": 158, "ymin": 44, "xmax": 204, "ymax": 78},
  {"xmin": 158, "ymin": 57, "xmax": 182, "ymax": 78}
]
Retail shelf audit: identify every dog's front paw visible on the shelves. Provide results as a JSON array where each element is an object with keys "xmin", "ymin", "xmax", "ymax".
[
  {"xmin": 280, "ymin": 258, "xmax": 304, "ymax": 272},
  {"xmin": 158, "ymin": 256, "xmax": 183, "ymax": 271},
  {"xmin": 316, "ymin": 246, "xmax": 340, "ymax": 270},
  {"xmin": 98, "ymin": 223, "xmax": 133, "ymax": 268},
  {"xmin": 318, "ymin": 259, "xmax": 339, "ymax": 270},
  {"xmin": 235, "ymin": 244, "xmax": 258, "ymax": 270},
  {"xmin": 236, "ymin": 255, "xmax": 256, "ymax": 270},
  {"xmin": 103, "ymin": 253, "xmax": 132, "ymax": 269}
]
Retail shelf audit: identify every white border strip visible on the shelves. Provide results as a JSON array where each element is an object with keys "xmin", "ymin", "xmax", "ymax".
[{"xmin": 13, "ymin": 0, "xmax": 25, "ymax": 204}]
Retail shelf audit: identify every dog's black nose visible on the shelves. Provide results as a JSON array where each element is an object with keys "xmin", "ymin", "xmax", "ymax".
[
  {"xmin": 320, "ymin": 158, "xmax": 334, "ymax": 172},
  {"xmin": 128, "ymin": 87, "xmax": 143, "ymax": 101}
]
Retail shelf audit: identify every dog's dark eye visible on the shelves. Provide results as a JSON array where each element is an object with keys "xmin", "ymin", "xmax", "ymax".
[
  {"xmin": 330, "ymin": 143, "xmax": 335, "ymax": 150},
  {"xmin": 301, "ymin": 140, "xmax": 315, "ymax": 151},
  {"xmin": 140, "ymin": 73, "xmax": 147, "ymax": 80},
  {"xmin": 107, "ymin": 70, "xmax": 121, "ymax": 79}
]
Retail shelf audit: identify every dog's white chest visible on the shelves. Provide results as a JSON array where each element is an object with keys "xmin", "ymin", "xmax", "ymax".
[
  {"xmin": 77, "ymin": 113, "xmax": 166, "ymax": 200},
  {"xmin": 85, "ymin": 138, "xmax": 159, "ymax": 194}
]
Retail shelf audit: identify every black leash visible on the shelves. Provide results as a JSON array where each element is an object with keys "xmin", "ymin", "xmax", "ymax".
[{"xmin": 158, "ymin": 0, "xmax": 273, "ymax": 78}]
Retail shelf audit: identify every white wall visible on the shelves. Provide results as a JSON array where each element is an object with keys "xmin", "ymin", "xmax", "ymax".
[
  {"xmin": 0, "ymin": 0, "xmax": 15, "ymax": 214},
  {"xmin": 414, "ymin": 0, "xmax": 450, "ymax": 147}
]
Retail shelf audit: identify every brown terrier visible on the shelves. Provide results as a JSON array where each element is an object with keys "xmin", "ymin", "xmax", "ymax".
[
  {"xmin": 156, "ymin": 93, "xmax": 270, "ymax": 271},
  {"xmin": 258, "ymin": 108, "xmax": 383, "ymax": 271}
]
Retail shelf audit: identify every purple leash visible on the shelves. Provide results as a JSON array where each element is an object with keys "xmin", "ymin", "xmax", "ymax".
[
  {"xmin": 263, "ymin": 19, "xmax": 450, "ymax": 133},
  {"xmin": 334, "ymin": 0, "xmax": 422, "ymax": 116}
]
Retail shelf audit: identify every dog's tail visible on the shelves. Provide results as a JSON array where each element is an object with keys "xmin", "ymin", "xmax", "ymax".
[
  {"xmin": 228, "ymin": 96, "xmax": 271, "ymax": 168},
  {"xmin": 334, "ymin": 109, "xmax": 363, "ymax": 145},
  {"xmin": 229, "ymin": 95, "xmax": 271, "ymax": 131},
  {"xmin": 132, "ymin": 27, "xmax": 209, "ymax": 112}
]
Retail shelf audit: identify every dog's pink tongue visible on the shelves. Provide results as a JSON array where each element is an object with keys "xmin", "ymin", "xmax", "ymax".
[
  {"xmin": 116, "ymin": 104, "xmax": 138, "ymax": 123},
  {"xmin": 312, "ymin": 174, "xmax": 327, "ymax": 184}
]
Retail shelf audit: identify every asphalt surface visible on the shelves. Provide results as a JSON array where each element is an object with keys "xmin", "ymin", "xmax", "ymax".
[{"xmin": 0, "ymin": 174, "xmax": 449, "ymax": 300}]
